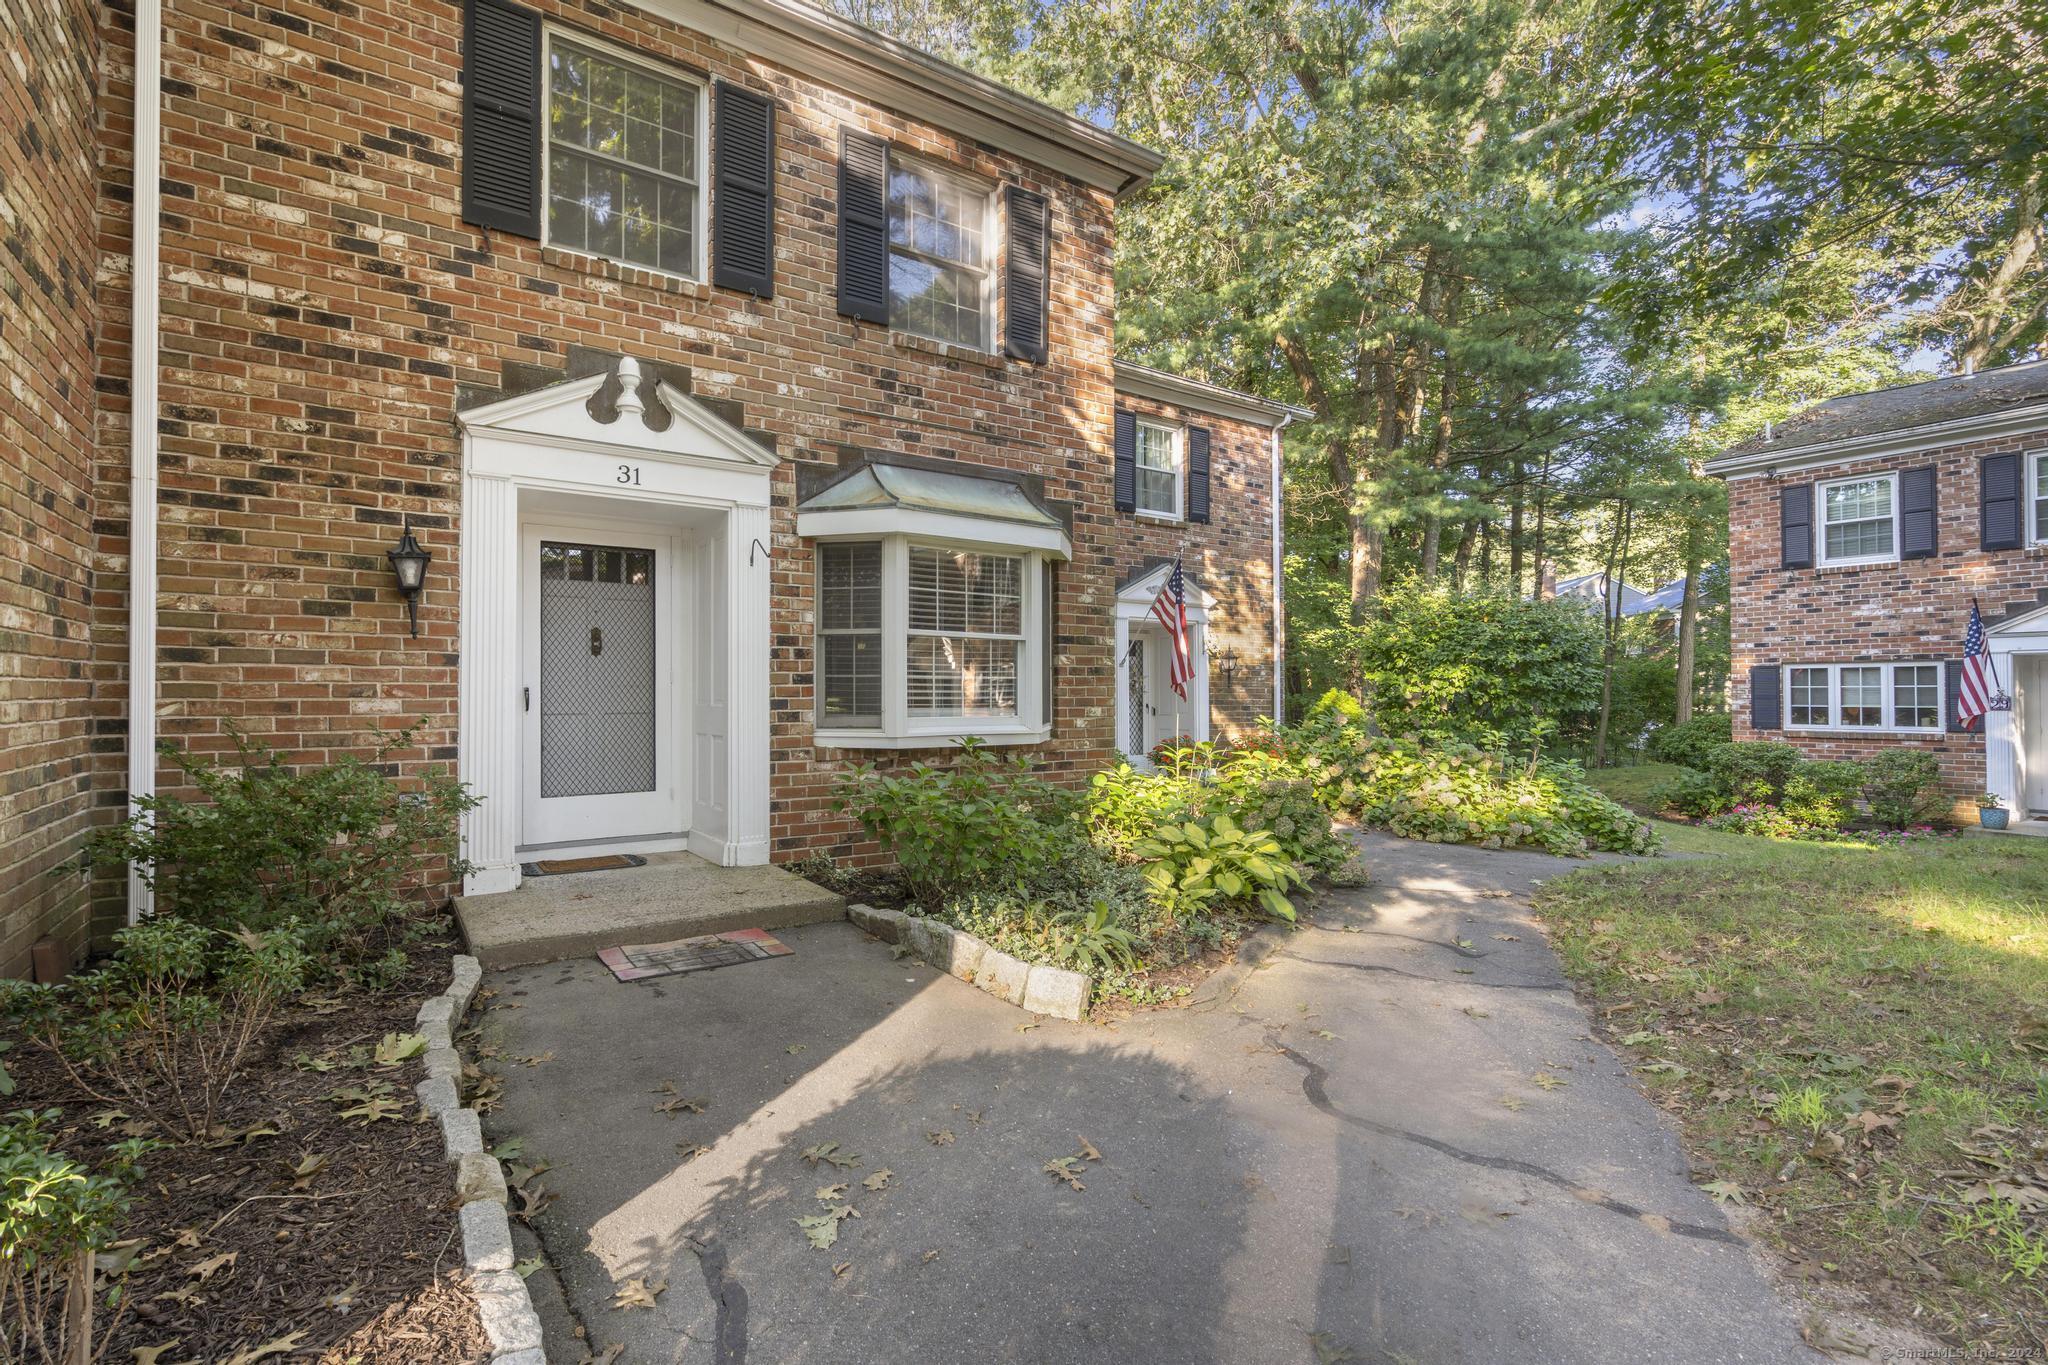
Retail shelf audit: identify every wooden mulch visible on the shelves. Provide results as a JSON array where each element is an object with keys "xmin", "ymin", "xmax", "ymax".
[{"xmin": 7, "ymin": 930, "xmax": 491, "ymax": 1364}]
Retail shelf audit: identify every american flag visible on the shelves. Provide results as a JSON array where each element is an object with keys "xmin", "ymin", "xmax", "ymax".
[
  {"xmin": 1149, "ymin": 556, "xmax": 1192, "ymax": 701},
  {"xmin": 1957, "ymin": 598, "xmax": 2008, "ymax": 728}
]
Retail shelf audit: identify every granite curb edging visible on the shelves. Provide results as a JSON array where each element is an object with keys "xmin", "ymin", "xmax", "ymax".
[
  {"xmin": 845, "ymin": 904, "xmax": 1092, "ymax": 1020},
  {"xmin": 414, "ymin": 954, "xmax": 546, "ymax": 1365}
]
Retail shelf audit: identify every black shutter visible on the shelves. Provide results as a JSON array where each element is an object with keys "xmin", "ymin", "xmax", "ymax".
[
  {"xmin": 1982, "ymin": 452, "xmax": 2023, "ymax": 550},
  {"xmin": 837, "ymin": 129, "xmax": 890, "ymax": 324},
  {"xmin": 711, "ymin": 83, "xmax": 776, "ymax": 298},
  {"xmin": 1113, "ymin": 410, "xmax": 1137, "ymax": 513},
  {"xmin": 1899, "ymin": 465, "xmax": 1937, "ymax": 559},
  {"xmin": 1187, "ymin": 426, "xmax": 1212, "ymax": 524},
  {"xmin": 460, "ymin": 0, "xmax": 542, "ymax": 237},
  {"xmin": 1780, "ymin": 483, "xmax": 1813, "ymax": 569},
  {"xmin": 1003, "ymin": 186, "xmax": 1050, "ymax": 363},
  {"xmin": 1946, "ymin": 660, "xmax": 1971, "ymax": 733},
  {"xmin": 1749, "ymin": 664, "xmax": 1782, "ymax": 731}
]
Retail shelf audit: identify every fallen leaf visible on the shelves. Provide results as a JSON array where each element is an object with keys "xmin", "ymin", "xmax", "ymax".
[
  {"xmin": 785, "ymin": 1043, "xmax": 808, "ymax": 1055},
  {"xmin": 131, "ymin": 1345, "xmax": 178, "ymax": 1365},
  {"xmin": 1016, "ymin": 1022, "xmax": 1040, "ymax": 1033},
  {"xmin": 832, "ymin": 1260, "xmax": 852, "ymax": 1277},
  {"xmin": 1498, "ymin": 1094, "xmax": 1525, "ymax": 1112},
  {"xmin": 611, "ymin": 1277, "xmax": 667, "ymax": 1310},
  {"xmin": 795, "ymin": 1205, "xmax": 857, "ymax": 1249},
  {"xmin": 374, "ymin": 1032, "xmax": 427, "ymax": 1067},
  {"xmin": 861, "ymin": 1170, "xmax": 894, "ymax": 1191},
  {"xmin": 1307, "ymin": 1332, "xmax": 1360, "ymax": 1363},
  {"xmin": 287, "ymin": 1152, "xmax": 329, "ymax": 1191},
  {"xmin": 220, "ymin": 1331, "xmax": 308, "ymax": 1365},
  {"xmin": 1311, "ymin": 1028, "xmax": 1340, "ymax": 1040},
  {"xmin": 800, "ymin": 1142, "xmax": 860, "ymax": 1169},
  {"xmin": 1076, "ymin": 1136, "xmax": 1102, "ymax": 1162},
  {"xmin": 1532, "ymin": 1072, "xmax": 1567, "ymax": 1091},
  {"xmin": 1700, "ymin": 1180, "xmax": 1747, "ymax": 1205},
  {"xmin": 927, "ymin": 1129, "xmax": 955, "ymax": 1146},
  {"xmin": 1492, "ymin": 933, "xmax": 1520, "ymax": 942},
  {"xmin": 1461, "ymin": 1008, "xmax": 1489, "ymax": 1020},
  {"xmin": 190, "ymin": 1251, "xmax": 237, "ymax": 1282},
  {"xmin": 676, "ymin": 1143, "xmax": 711, "ymax": 1162},
  {"xmin": 514, "ymin": 1255, "xmax": 548, "ymax": 1279},
  {"xmin": 921, "ymin": 1249, "xmax": 940, "ymax": 1263},
  {"xmin": 814, "ymin": 1183, "xmax": 848, "ymax": 1203},
  {"xmin": 1618, "ymin": 1031, "xmax": 1660, "ymax": 1046},
  {"xmin": 1044, "ymin": 1156, "xmax": 1087, "ymax": 1191}
]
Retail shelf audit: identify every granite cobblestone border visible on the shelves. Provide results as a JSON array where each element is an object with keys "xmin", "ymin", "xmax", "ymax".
[
  {"xmin": 846, "ymin": 904, "xmax": 1092, "ymax": 1020},
  {"xmin": 413, "ymin": 954, "xmax": 546, "ymax": 1364}
]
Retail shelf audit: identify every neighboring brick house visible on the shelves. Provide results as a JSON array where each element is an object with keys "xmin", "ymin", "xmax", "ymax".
[
  {"xmin": 0, "ymin": 0, "xmax": 1296, "ymax": 971},
  {"xmin": 1707, "ymin": 360, "xmax": 2048, "ymax": 823}
]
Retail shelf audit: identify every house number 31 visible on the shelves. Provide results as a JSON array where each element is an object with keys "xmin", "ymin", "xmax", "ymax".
[{"xmin": 617, "ymin": 464, "xmax": 642, "ymax": 486}]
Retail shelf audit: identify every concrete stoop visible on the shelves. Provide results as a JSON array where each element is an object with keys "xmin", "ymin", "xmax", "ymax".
[{"xmin": 453, "ymin": 852, "xmax": 845, "ymax": 969}]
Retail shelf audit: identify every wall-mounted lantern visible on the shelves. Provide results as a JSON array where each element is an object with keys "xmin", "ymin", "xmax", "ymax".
[
  {"xmin": 1214, "ymin": 647, "xmax": 1242, "ymax": 681},
  {"xmin": 387, "ymin": 517, "xmax": 432, "ymax": 637}
]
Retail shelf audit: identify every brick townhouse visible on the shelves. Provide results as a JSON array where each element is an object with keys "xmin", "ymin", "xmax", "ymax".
[
  {"xmin": 1707, "ymin": 360, "xmax": 2048, "ymax": 823},
  {"xmin": 0, "ymin": 0, "xmax": 1304, "ymax": 974}
]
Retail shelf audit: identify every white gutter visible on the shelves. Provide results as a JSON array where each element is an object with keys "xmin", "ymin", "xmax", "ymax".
[
  {"xmin": 1270, "ymin": 414, "xmax": 1292, "ymax": 725},
  {"xmin": 1703, "ymin": 400, "xmax": 2048, "ymax": 480},
  {"xmin": 127, "ymin": 0, "xmax": 161, "ymax": 923}
]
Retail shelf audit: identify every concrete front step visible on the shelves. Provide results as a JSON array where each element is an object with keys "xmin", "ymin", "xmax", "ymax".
[{"xmin": 453, "ymin": 852, "xmax": 845, "ymax": 969}]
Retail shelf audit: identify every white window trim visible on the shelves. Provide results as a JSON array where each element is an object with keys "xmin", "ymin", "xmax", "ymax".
[
  {"xmin": 1815, "ymin": 471, "xmax": 1901, "ymax": 568},
  {"xmin": 1133, "ymin": 419, "xmax": 1184, "ymax": 522},
  {"xmin": 2027, "ymin": 449, "xmax": 2048, "ymax": 545},
  {"xmin": 813, "ymin": 534, "xmax": 1051, "ymax": 748},
  {"xmin": 1782, "ymin": 661, "xmax": 1944, "ymax": 735},
  {"xmin": 540, "ymin": 27, "xmax": 711, "ymax": 285},
  {"xmin": 886, "ymin": 150, "xmax": 999, "ymax": 354}
]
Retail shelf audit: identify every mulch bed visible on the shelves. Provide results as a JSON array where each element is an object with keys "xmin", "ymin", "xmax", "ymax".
[{"xmin": 7, "ymin": 929, "xmax": 489, "ymax": 1364}]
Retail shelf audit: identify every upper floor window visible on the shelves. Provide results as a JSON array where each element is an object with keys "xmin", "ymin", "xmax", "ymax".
[
  {"xmin": 2030, "ymin": 451, "xmax": 2048, "ymax": 544},
  {"xmin": 545, "ymin": 37, "xmax": 705, "ymax": 279},
  {"xmin": 888, "ymin": 158, "xmax": 994, "ymax": 350},
  {"xmin": 1818, "ymin": 473, "xmax": 1898, "ymax": 567},
  {"xmin": 1134, "ymin": 421, "xmax": 1182, "ymax": 519}
]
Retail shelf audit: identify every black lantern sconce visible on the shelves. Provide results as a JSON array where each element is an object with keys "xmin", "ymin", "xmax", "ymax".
[
  {"xmin": 1214, "ymin": 647, "xmax": 1242, "ymax": 681},
  {"xmin": 387, "ymin": 518, "xmax": 432, "ymax": 637}
]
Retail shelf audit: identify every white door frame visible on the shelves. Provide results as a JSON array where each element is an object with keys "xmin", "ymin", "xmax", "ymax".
[
  {"xmin": 1985, "ymin": 606, "xmax": 2048, "ymax": 817},
  {"xmin": 1113, "ymin": 564, "xmax": 1211, "ymax": 767},
  {"xmin": 457, "ymin": 357, "xmax": 776, "ymax": 896},
  {"xmin": 519, "ymin": 518, "xmax": 686, "ymax": 847}
]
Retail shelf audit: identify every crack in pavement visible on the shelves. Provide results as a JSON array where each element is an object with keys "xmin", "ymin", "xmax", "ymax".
[
  {"xmin": 1269, "ymin": 1036, "xmax": 1744, "ymax": 1247},
  {"xmin": 1279, "ymin": 953, "xmax": 1571, "ymax": 992},
  {"xmin": 687, "ymin": 1232, "xmax": 749, "ymax": 1364},
  {"xmin": 1304, "ymin": 923, "xmax": 1493, "ymax": 958}
]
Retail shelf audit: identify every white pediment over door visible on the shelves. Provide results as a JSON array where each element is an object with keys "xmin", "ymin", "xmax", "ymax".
[{"xmin": 456, "ymin": 355, "xmax": 779, "ymax": 471}]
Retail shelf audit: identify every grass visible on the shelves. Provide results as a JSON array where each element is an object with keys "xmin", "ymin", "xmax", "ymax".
[
  {"xmin": 1581, "ymin": 761, "xmax": 1687, "ymax": 814},
  {"xmin": 1536, "ymin": 828, "xmax": 2048, "ymax": 1350}
]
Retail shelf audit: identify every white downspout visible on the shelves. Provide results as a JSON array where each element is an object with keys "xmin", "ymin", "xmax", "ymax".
[
  {"xmin": 127, "ymin": 0, "xmax": 162, "ymax": 923},
  {"xmin": 1270, "ymin": 414, "xmax": 1291, "ymax": 725}
]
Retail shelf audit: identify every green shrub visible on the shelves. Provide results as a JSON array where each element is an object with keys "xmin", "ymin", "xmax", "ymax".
[
  {"xmin": 1132, "ymin": 814, "xmax": 1304, "ymax": 922},
  {"xmin": 1647, "ymin": 713, "xmax": 1733, "ymax": 769},
  {"xmin": 1, "ymin": 1110, "xmax": 150, "ymax": 1364},
  {"xmin": 1047, "ymin": 902, "xmax": 1142, "ymax": 975},
  {"xmin": 1781, "ymin": 760, "xmax": 1865, "ymax": 831},
  {"xmin": 1861, "ymin": 749, "xmax": 1946, "ymax": 828},
  {"xmin": 1650, "ymin": 767, "xmax": 1726, "ymax": 817},
  {"xmin": 1285, "ymin": 714, "xmax": 1659, "ymax": 857},
  {"xmin": 1700, "ymin": 802, "xmax": 1838, "ymax": 841},
  {"xmin": 1306, "ymin": 688, "xmax": 1368, "ymax": 723},
  {"xmin": 1343, "ymin": 585, "xmax": 1605, "ymax": 750},
  {"xmin": 72, "ymin": 729, "xmax": 475, "ymax": 970},
  {"xmin": 1087, "ymin": 745, "xmax": 1347, "ymax": 875},
  {"xmin": 835, "ymin": 740, "xmax": 1079, "ymax": 907},
  {"xmin": 1, "ymin": 919, "xmax": 309, "ymax": 1142},
  {"xmin": 1703, "ymin": 741, "xmax": 1808, "ymax": 805}
]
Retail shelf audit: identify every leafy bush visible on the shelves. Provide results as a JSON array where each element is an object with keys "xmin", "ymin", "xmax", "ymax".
[
  {"xmin": 1, "ymin": 919, "xmax": 309, "ymax": 1142},
  {"xmin": 1087, "ymin": 744, "xmax": 1348, "ymax": 876},
  {"xmin": 1647, "ymin": 713, "xmax": 1733, "ymax": 770},
  {"xmin": 1780, "ymin": 760, "xmax": 1865, "ymax": 831},
  {"xmin": 835, "ymin": 740, "xmax": 1079, "ymax": 908},
  {"xmin": 72, "ymin": 729, "xmax": 475, "ymax": 969},
  {"xmin": 1344, "ymin": 585, "xmax": 1604, "ymax": 750},
  {"xmin": 1861, "ymin": 749, "xmax": 1946, "ymax": 828},
  {"xmin": 1650, "ymin": 767, "xmax": 1727, "ymax": 817},
  {"xmin": 1306, "ymin": 688, "xmax": 1368, "ymax": 724},
  {"xmin": 1700, "ymin": 803, "xmax": 1837, "ymax": 841},
  {"xmin": 1132, "ymin": 814, "xmax": 1304, "ymax": 921},
  {"xmin": 1703, "ymin": 741, "xmax": 1808, "ymax": 805},
  {"xmin": 1, "ymin": 1110, "xmax": 149, "ymax": 1365},
  {"xmin": 1286, "ymin": 715, "xmax": 1658, "ymax": 856},
  {"xmin": 1047, "ymin": 902, "xmax": 1142, "ymax": 975}
]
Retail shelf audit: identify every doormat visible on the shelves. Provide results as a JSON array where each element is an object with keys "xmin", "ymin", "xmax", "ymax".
[
  {"xmin": 598, "ymin": 928, "xmax": 794, "ymax": 983},
  {"xmin": 520, "ymin": 854, "xmax": 648, "ymax": 878}
]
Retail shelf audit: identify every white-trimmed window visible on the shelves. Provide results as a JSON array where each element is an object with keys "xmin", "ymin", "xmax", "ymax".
[
  {"xmin": 544, "ymin": 35, "xmax": 706, "ymax": 279},
  {"xmin": 1134, "ymin": 421, "xmax": 1182, "ymax": 519},
  {"xmin": 815, "ymin": 538, "xmax": 1051, "ymax": 743},
  {"xmin": 1784, "ymin": 662, "xmax": 1943, "ymax": 733},
  {"xmin": 1817, "ymin": 473, "xmax": 1899, "ymax": 566},
  {"xmin": 887, "ymin": 157, "xmax": 996, "ymax": 350},
  {"xmin": 2029, "ymin": 450, "xmax": 2048, "ymax": 544}
]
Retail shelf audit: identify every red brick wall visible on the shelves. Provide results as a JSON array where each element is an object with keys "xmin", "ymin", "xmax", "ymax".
[
  {"xmin": 85, "ymin": 0, "xmax": 1129, "ymax": 884},
  {"xmin": 1726, "ymin": 429, "xmax": 2048, "ymax": 817},
  {"xmin": 0, "ymin": 0, "xmax": 102, "ymax": 975},
  {"xmin": 1109, "ymin": 391, "xmax": 1279, "ymax": 743}
]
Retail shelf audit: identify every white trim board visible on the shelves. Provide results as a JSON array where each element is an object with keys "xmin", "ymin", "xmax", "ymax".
[{"xmin": 1706, "ymin": 401, "xmax": 2048, "ymax": 480}]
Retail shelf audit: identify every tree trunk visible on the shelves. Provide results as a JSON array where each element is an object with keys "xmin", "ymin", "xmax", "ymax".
[
  {"xmin": 1508, "ymin": 461, "xmax": 1526, "ymax": 597},
  {"xmin": 1593, "ymin": 501, "xmax": 1632, "ymax": 768},
  {"xmin": 1418, "ymin": 358, "xmax": 1457, "ymax": 581},
  {"xmin": 1478, "ymin": 518, "xmax": 1494, "ymax": 587},
  {"xmin": 1451, "ymin": 517, "xmax": 1476, "ymax": 591},
  {"xmin": 1673, "ymin": 528, "xmax": 1702, "ymax": 724}
]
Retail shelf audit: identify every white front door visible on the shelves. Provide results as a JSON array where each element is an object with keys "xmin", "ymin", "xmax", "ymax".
[
  {"xmin": 520, "ymin": 525, "xmax": 684, "ymax": 846},
  {"xmin": 2021, "ymin": 655, "xmax": 2048, "ymax": 814}
]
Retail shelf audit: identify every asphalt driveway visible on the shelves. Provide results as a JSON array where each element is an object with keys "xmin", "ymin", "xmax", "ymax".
[{"xmin": 483, "ymin": 833, "xmax": 1815, "ymax": 1363}]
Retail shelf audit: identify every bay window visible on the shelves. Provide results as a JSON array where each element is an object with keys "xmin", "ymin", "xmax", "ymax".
[
  {"xmin": 1784, "ymin": 662, "xmax": 1943, "ymax": 733},
  {"xmin": 814, "ymin": 537, "xmax": 1053, "ymax": 744}
]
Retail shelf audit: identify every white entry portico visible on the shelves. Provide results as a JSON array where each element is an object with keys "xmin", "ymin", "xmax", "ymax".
[
  {"xmin": 1987, "ymin": 603, "xmax": 2048, "ymax": 818},
  {"xmin": 1114, "ymin": 562, "xmax": 1212, "ymax": 766},
  {"xmin": 456, "ymin": 356, "xmax": 776, "ymax": 896}
]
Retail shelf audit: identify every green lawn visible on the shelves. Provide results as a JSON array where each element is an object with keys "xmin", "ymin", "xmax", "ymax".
[
  {"xmin": 1536, "ymin": 829, "xmax": 2048, "ymax": 1348},
  {"xmin": 1581, "ymin": 761, "xmax": 1686, "ymax": 815}
]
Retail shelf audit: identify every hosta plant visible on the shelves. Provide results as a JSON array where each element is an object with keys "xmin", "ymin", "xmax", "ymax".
[{"xmin": 1132, "ymin": 814, "xmax": 1303, "ymax": 922}]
